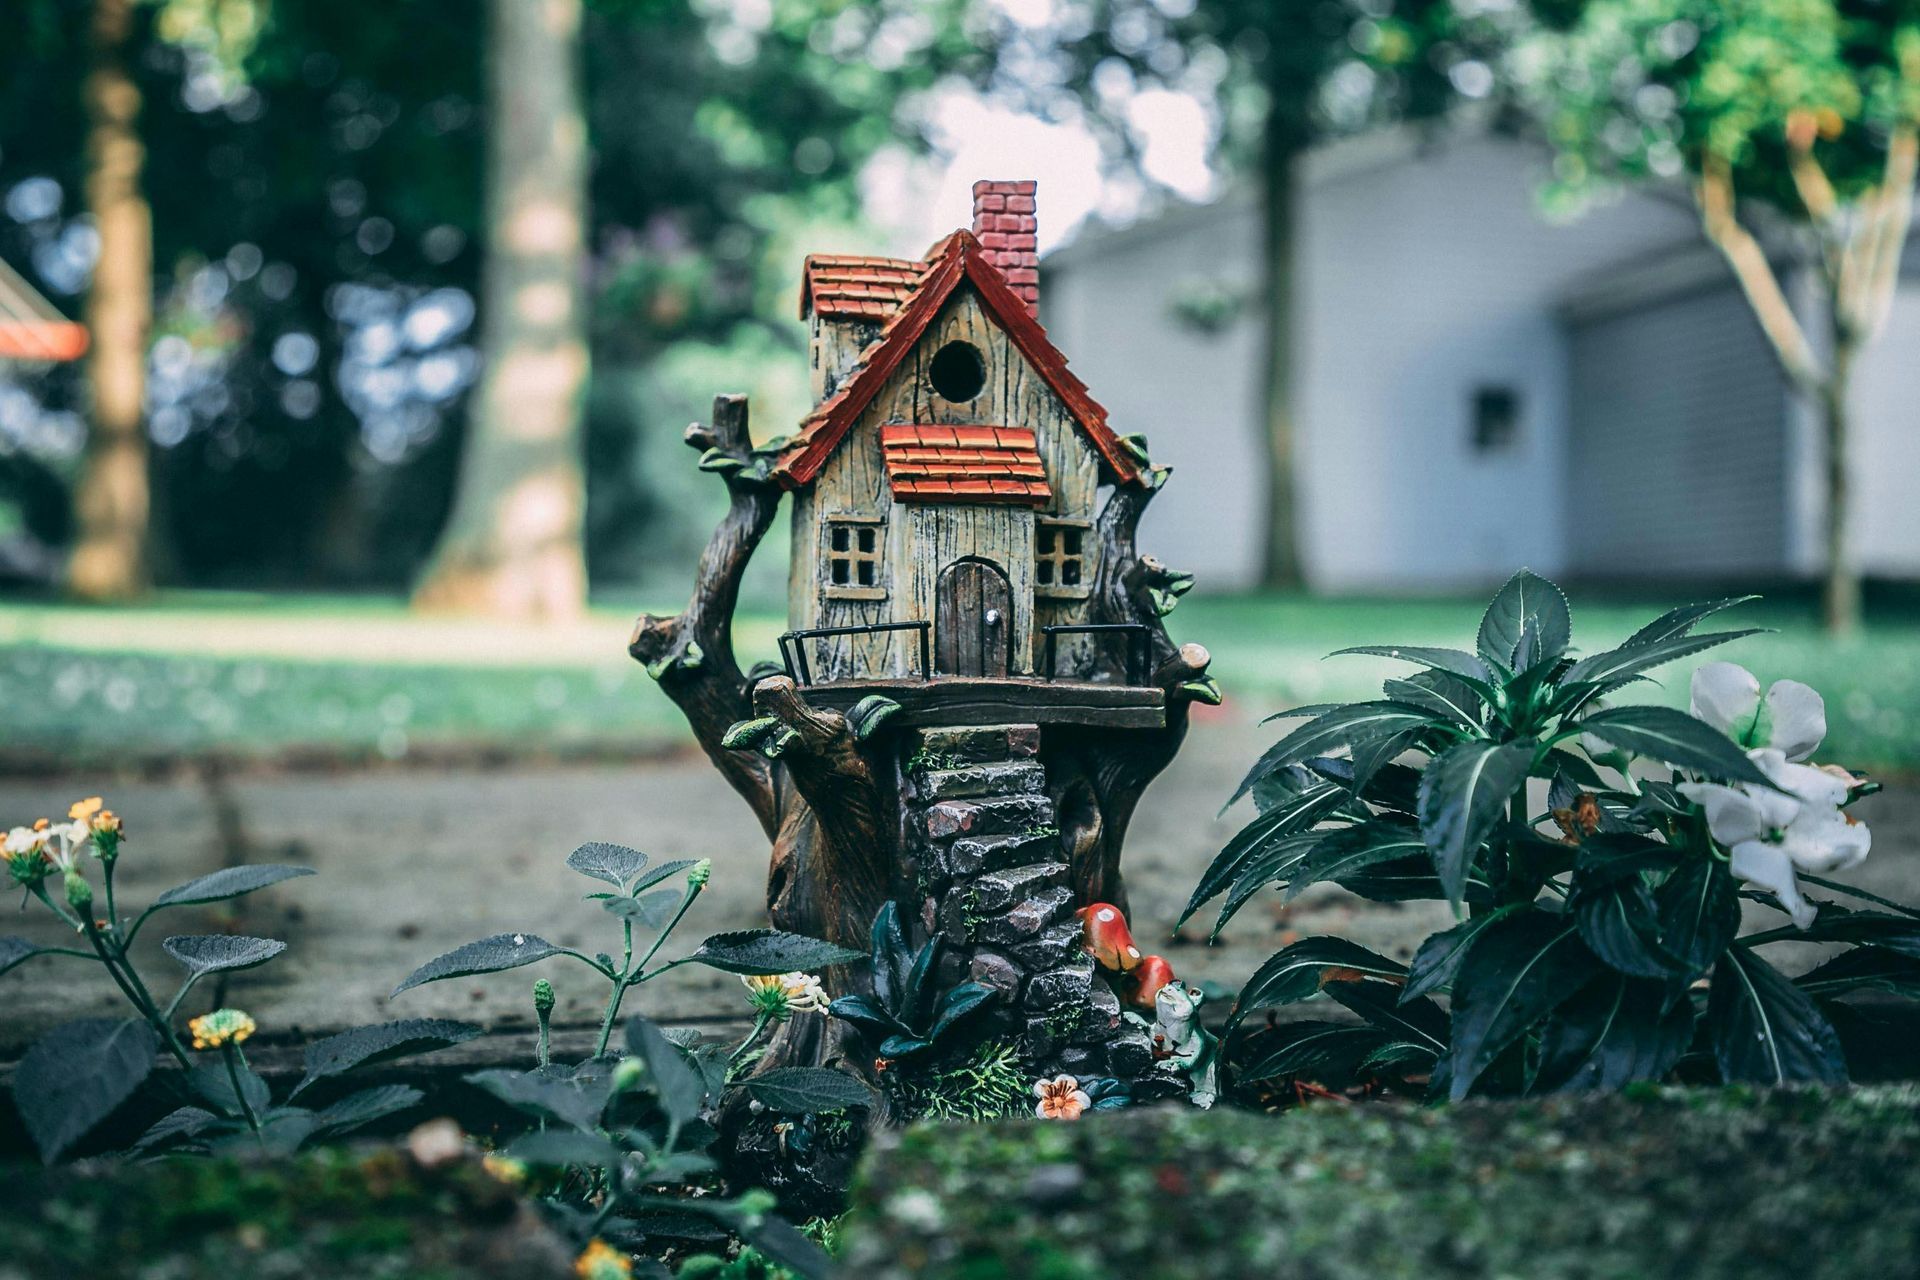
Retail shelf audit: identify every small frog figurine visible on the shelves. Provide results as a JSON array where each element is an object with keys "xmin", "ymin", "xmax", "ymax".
[{"xmin": 1127, "ymin": 980, "xmax": 1219, "ymax": 1109}]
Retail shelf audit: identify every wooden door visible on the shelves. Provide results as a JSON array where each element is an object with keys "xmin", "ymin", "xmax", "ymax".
[{"xmin": 935, "ymin": 559, "xmax": 1012, "ymax": 677}]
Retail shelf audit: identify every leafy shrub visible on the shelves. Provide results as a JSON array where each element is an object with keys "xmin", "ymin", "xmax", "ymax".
[
  {"xmin": 1195, "ymin": 572, "xmax": 1916, "ymax": 1099},
  {"xmin": 2, "ymin": 800, "xmax": 467, "ymax": 1160}
]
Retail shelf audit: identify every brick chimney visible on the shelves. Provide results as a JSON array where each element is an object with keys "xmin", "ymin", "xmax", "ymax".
[{"xmin": 971, "ymin": 179, "xmax": 1039, "ymax": 315}]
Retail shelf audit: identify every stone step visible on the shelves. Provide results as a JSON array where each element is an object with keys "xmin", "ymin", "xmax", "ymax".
[
  {"xmin": 1010, "ymin": 920, "xmax": 1083, "ymax": 972},
  {"xmin": 963, "ymin": 884, "xmax": 1074, "ymax": 948},
  {"xmin": 915, "ymin": 760, "xmax": 1048, "ymax": 802},
  {"xmin": 941, "ymin": 830, "xmax": 1060, "ymax": 879},
  {"xmin": 967, "ymin": 861, "xmax": 1069, "ymax": 913},
  {"xmin": 909, "ymin": 724, "xmax": 1040, "ymax": 767},
  {"xmin": 925, "ymin": 795, "xmax": 1055, "ymax": 841}
]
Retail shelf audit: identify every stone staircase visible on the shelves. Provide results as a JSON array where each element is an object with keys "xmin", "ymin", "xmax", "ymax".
[{"xmin": 905, "ymin": 724, "xmax": 1152, "ymax": 1081}]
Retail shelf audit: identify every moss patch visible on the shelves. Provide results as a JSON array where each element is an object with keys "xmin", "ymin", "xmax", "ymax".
[
  {"xmin": 0, "ymin": 1145, "xmax": 575, "ymax": 1278},
  {"xmin": 840, "ymin": 1086, "xmax": 1920, "ymax": 1279}
]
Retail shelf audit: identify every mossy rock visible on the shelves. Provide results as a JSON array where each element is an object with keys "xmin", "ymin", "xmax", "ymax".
[
  {"xmin": 0, "ymin": 1143, "xmax": 575, "ymax": 1279},
  {"xmin": 839, "ymin": 1086, "xmax": 1920, "ymax": 1279}
]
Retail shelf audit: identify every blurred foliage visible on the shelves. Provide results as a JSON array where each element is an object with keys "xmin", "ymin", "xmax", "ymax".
[
  {"xmin": 1520, "ymin": 0, "xmax": 1920, "ymax": 213},
  {"xmin": 0, "ymin": 0, "xmax": 976, "ymax": 588}
]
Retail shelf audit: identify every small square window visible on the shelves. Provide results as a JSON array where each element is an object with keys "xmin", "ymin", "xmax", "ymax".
[
  {"xmin": 1036, "ymin": 519, "xmax": 1091, "ymax": 598},
  {"xmin": 1471, "ymin": 386, "xmax": 1521, "ymax": 453},
  {"xmin": 825, "ymin": 518, "xmax": 885, "ymax": 599}
]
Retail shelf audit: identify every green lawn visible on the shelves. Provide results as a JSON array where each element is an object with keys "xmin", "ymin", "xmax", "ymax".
[{"xmin": 2, "ymin": 586, "xmax": 1916, "ymax": 772}]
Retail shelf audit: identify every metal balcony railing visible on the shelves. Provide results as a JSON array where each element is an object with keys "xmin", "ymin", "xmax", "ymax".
[
  {"xmin": 778, "ymin": 620, "xmax": 932, "ymax": 687},
  {"xmin": 1039, "ymin": 622, "xmax": 1152, "ymax": 685}
]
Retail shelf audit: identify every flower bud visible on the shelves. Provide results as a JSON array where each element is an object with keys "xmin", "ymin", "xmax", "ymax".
[
  {"xmin": 64, "ymin": 870, "xmax": 93, "ymax": 914},
  {"xmin": 611, "ymin": 1058, "xmax": 645, "ymax": 1092},
  {"xmin": 533, "ymin": 978, "xmax": 556, "ymax": 1013},
  {"xmin": 687, "ymin": 858, "xmax": 712, "ymax": 889}
]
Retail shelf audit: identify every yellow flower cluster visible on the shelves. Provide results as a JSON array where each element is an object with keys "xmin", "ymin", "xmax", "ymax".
[
  {"xmin": 741, "ymin": 971, "xmax": 829, "ymax": 1020},
  {"xmin": 573, "ymin": 1239, "xmax": 632, "ymax": 1280},
  {"xmin": 3, "ymin": 797, "xmax": 125, "ymax": 887},
  {"xmin": 189, "ymin": 1008, "xmax": 257, "ymax": 1050}
]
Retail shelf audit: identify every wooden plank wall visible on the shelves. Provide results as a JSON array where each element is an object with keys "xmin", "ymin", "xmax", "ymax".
[{"xmin": 789, "ymin": 285, "xmax": 1108, "ymax": 682}]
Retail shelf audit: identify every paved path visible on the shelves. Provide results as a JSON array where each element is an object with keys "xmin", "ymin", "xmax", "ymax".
[{"xmin": 4, "ymin": 705, "xmax": 1916, "ymax": 1058}]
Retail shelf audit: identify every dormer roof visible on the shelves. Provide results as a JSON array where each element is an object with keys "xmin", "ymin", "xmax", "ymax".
[{"xmin": 773, "ymin": 229, "xmax": 1145, "ymax": 490}]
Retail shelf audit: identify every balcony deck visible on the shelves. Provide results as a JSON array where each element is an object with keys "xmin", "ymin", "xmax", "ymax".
[{"xmin": 797, "ymin": 677, "xmax": 1165, "ymax": 729}]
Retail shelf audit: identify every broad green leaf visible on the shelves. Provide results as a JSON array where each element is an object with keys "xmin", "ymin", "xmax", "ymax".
[
  {"xmin": 221, "ymin": 1111, "xmax": 318, "ymax": 1158},
  {"xmin": 1238, "ymin": 1020, "xmax": 1393, "ymax": 1084},
  {"xmin": 1795, "ymin": 947, "xmax": 1920, "ymax": 999},
  {"xmin": 1, "ymin": 936, "xmax": 47, "ymax": 977},
  {"xmin": 1324, "ymin": 979, "xmax": 1448, "ymax": 1053},
  {"xmin": 1384, "ymin": 670, "xmax": 1484, "ymax": 727},
  {"xmin": 1787, "ymin": 904, "xmax": 1920, "ymax": 959},
  {"xmin": 190, "ymin": 1057, "xmax": 270, "ymax": 1120},
  {"xmin": 15, "ymin": 1018, "xmax": 158, "ymax": 1161},
  {"xmin": 928, "ymin": 982, "xmax": 997, "ymax": 1042},
  {"xmin": 465, "ymin": 1067, "xmax": 608, "ymax": 1132},
  {"xmin": 507, "ymin": 1128, "xmax": 623, "ymax": 1168},
  {"xmin": 1329, "ymin": 645, "xmax": 1496, "ymax": 691},
  {"xmin": 1212, "ymin": 832, "xmax": 1326, "ymax": 940},
  {"xmin": 626, "ymin": 858, "xmax": 700, "ymax": 897},
  {"xmin": 1417, "ymin": 739, "xmax": 1536, "ymax": 907},
  {"xmin": 741, "ymin": 1067, "xmax": 875, "ymax": 1114},
  {"xmin": 1228, "ymin": 936, "xmax": 1407, "ymax": 1030},
  {"xmin": 1560, "ymin": 628, "xmax": 1766, "ymax": 689},
  {"xmin": 1477, "ymin": 570, "xmax": 1571, "ymax": 671},
  {"xmin": 1308, "ymin": 757, "xmax": 1423, "ymax": 814},
  {"xmin": 1572, "ymin": 878, "xmax": 1679, "ymax": 979},
  {"xmin": 1283, "ymin": 818, "xmax": 1427, "ymax": 904},
  {"xmin": 1620, "ymin": 596, "xmax": 1758, "ymax": 648},
  {"xmin": 153, "ymin": 864, "xmax": 314, "ymax": 909},
  {"xmin": 392, "ymin": 933, "xmax": 565, "ymax": 995},
  {"xmin": 605, "ymin": 889, "xmax": 683, "ymax": 930},
  {"xmin": 1709, "ymin": 946, "xmax": 1847, "ymax": 1085},
  {"xmin": 1446, "ymin": 912, "xmax": 1598, "ymax": 1100},
  {"xmin": 1573, "ymin": 706, "xmax": 1775, "ymax": 788},
  {"xmin": 1536, "ymin": 974, "xmax": 1693, "ymax": 1092},
  {"xmin": 1183, "ymin": 782, "xmax": 1346, "ymax": 927},
  {"xmin": 292, "ymin": 1018, "xmax": 482, "ymax": 1097},
  {"xmin": 685, "ymin": 929, "xmax": 864, "ymax": 976},
  {"xmin": 1226, "ymin": 702, "xmax": 1443, "ymax": 810},
  {"xmin": 1401, "ymin": 905, "xmax": 1521, "ymax": 1002},
  {"xmin": 1337, "ymin": 857, "xmax": 1491, "ymax": 904},
  {"xmin": 312, "ymin": 1084, "xmax": 424, "ymax": 1136},
  {"xmin": 626, "ymin": 1017, "xmax": 708, "ymax": 1127},
  {"xmin": 1656, "ymin": 857, "xmax": 1741, "ymax": 975},
  {"xmin": 161, "ymin": 934, "xmax": 286, "ymax": 977},
  {"xmin": 566, "ymin": 842, "xmax": 649, "ymax": 890},
  {"xmin": 133, "ymin": 1105, "xmax": 221, "ymax": 1154},
  {"xmin": 733, "ymin": 1210, "xmax": 838, "ymax": 1280}
]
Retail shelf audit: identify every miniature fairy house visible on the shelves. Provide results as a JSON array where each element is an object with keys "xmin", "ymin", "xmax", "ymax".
[
  {"xmin": 776, "ymin": 180, "xmax": 1152, "ymax": 692},
  {"xmin": 631, "ymin": 180, "xmax": 1216, "ymax": 1122}
]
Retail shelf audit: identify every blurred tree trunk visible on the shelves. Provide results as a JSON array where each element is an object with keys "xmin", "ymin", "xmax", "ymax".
[
  {"xmin": 67, "ymin": 0, "xmax": 151, "ymax": 602},
  {"xmin": 1695, "ymin": 127, "xmax": 1915, "ymax": 637},
  {"xmin": 413, "ymin": 0, "xmax": 589, "ymax": 620},
  {"xmin": 1257, "ymin": 110, "xmax": 1308, "ymax": 590}
]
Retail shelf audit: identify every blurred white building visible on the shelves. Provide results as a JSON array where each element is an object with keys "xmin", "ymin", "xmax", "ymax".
[{"xmin": 1040, "ymin": 123, "xmax": 1920, "ymax": 593}]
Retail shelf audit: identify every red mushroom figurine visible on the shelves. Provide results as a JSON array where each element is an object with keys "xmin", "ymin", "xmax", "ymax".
[
  {"xmin": 1125, "ymin": 954, "xmax": 1177, "ymax": 1010},
  {"xmin": 1077, "ymin": 902, "xmax": 1143, "ymax": 973}
]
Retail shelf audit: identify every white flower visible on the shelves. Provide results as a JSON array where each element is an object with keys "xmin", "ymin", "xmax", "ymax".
[
  {"xmin": 741, "ymin": 971, "xmax": 829, "ymax": 1019},
  {"xmin": 1689, "ymin": 662, "xmax": 1827, "ymax": 761},
  {"xmin": 1033, "ymin": 1073, "xmax": 1091, "ymax": 1120},
  {"xmin": 3, "ymin": 826, "xmax": 44, "ymax": 857},
  {"xmin": 1680, "ymin": 747, "xmax": 1871, "ymax": 929}
]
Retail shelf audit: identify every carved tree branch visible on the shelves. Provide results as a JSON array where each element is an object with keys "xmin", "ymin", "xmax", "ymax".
[
  {"xmin": 1049, "ymin": 463, "xmax": 1214, "ymax": 911},
  {"xmin": 629, "ymin": 394, "xmax": 783, "ymax": 834}
]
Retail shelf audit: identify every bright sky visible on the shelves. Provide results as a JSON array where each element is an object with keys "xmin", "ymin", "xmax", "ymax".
[{"xmin": 862, "ymin": 81, "xmax": 1220, "ymax": 259}]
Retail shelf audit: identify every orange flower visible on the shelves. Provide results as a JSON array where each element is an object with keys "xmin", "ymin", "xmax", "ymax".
[
  {"xmin": 574, "ymin": 1239, "xmax": 632, "ymax": 1280},
  {"xmin": 68, "ymin": 797, "xmax": 104, "ymax": 823},
  {"xmin": 1032, "ymin": 1073, "xmax": 1091, "ymax": 1121}
]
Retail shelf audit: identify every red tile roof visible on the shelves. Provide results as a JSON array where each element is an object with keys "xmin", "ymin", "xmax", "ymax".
[
  {"xmin": 799, "ymin": 254, "xmax": 926, "ymax": 320},
  {"xmin": 880, "ymin": 424, "xmax": 1053, "ymax": 506},
  {"xmin": 774, "ymin": 230, "xmax": 1145, "ymax": 491}
]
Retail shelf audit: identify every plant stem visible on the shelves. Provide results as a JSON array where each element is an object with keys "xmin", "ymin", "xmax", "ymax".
[
  {"xmin": 593, "ymin": 879, "xmax": 709, "ymax": 1057},
  {"xmin": 728, "ymin": 1012, "xmax": 774, "ymax": 1080},
  {"xmin": 224, "ymin": 1044, "xmax": 262, "ymax": 1136},
  {"xmin": 593, "ymin": 919, "xmax": 637, "ymax": 1059},
  {"xmin": 82, "ymin": 917, "xmax": 192, "ymax": 1068},
  {"xmin": 102, "ymin": 856, "xmax": 121, "ymax": 937}
]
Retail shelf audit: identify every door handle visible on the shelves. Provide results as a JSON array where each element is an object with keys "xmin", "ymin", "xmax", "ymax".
[{"xmin": 985, "ymin": 608, "xmax": 1002, "ymax": 626}]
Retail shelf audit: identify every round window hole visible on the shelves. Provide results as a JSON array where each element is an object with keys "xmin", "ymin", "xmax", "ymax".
[{"xmin": 928, "ymin": 341, "xmax": 986, "ymax": 402}]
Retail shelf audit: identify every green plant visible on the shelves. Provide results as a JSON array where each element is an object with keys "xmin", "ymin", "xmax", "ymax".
[
  {"xmin": 393, "ymin": 841, "xmax": 863, "ymax": 1056},
  {"xmin": 827, "ymin": 902, "xmax": 995, "ymax": 1063},
  {"xmin": 1194, "ymin": 572, "xmax": 1917, "ymax": 1100},
  {"xmin": 1, "ymin": 796, "xmax": 463, "ymax": 1161},
  {"xmin": 897, "ymin": 1040, "xmax": 1030, "ymax": 1122}
]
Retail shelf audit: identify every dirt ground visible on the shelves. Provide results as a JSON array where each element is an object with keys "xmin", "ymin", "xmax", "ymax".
[{"xmin": 4, "ymin": 704, "xmax": 1916, "ymax": 1058}]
